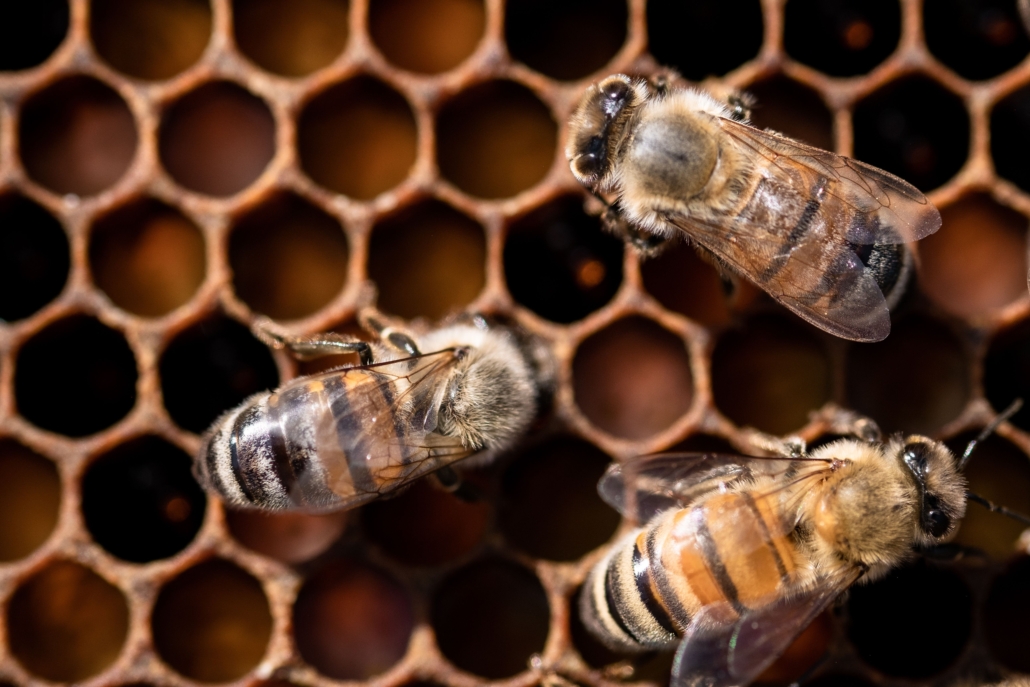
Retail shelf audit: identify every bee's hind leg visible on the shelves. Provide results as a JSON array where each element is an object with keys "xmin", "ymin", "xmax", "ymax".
[
  {"xmin": 814, "ymin": 404, "xmax": 882, "ymax": 443},
  {"xmin": 253, "ymin": 318, "xmax": 375, "ymax": 365}
]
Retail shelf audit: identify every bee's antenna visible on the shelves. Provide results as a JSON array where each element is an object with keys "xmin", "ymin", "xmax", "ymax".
[
  {"xmin": 958, "ymin": 398, "xmax": 1023, "ymax": 471},
  {"xmin": 966, "ymin": 491, "xmax": 1030, "ymax": 527}
]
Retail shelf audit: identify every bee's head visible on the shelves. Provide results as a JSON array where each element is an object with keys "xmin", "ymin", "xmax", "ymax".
[
  {"xmin": 566, "ymin": 75, "xmax": 643, "ymax": 189},
  {"xmin": 894, "ymin": 436, "xmax": 967, "ymax": 545}
]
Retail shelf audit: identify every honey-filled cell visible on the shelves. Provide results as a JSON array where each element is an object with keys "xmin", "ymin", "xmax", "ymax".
[
  {"xmin": 370, "ymin": 0, "xmax": 483, "ymax": 74},
  {"xmin": 0, "ymin": 0, "xmax": 68, "ymax": 71},
  {"xmin": 90, "ymin": 0, "xmax": 211, "ymax": 80},
  {"xmin": 233, "ymin": 0, "xmax": 348, "ymax": 77},
  {"xmin": 0, "ymin": 440, "xmax": 61, "ymax": 562},
  {"xmin": 228, "ymin": 509, "xmax": 347, "ymax": 564}
]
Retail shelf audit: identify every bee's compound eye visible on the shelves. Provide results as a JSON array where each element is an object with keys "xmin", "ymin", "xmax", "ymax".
[
  {"xmin": 600, "ymin": 80, "xmax": 630, "ymax": 117},
  {"xmin": 925, "ymin": 508, "xmax": 951, "ymax": 538},
  {"xmin": 573, "ymin": 136, "xmax": 606, "ymax": 181},
  {"xmin": 903, "ymin": 442, "xmax": 930, "ymax": 476}
]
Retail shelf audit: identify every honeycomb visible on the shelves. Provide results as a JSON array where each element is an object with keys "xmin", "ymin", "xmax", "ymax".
[{"xmin": 2, "ymin": 0, "xmax": 1030, "ymax": 686}]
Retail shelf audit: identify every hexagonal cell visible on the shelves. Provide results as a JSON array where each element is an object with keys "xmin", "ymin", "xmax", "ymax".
[
  {"xmin": 712, "ymin": 315, "xmax": 830, "ymax": 435},
  {"xmin": 784, "ymin": 0, "xmax": 900, "ymax": 77},
  {"xmin": 227, "ymin": 509, "xmax": 347, "ymax": 564},
  {"xmin": 845, "ymin": 315, "xmax": 969, "ymax": 435},
  {"xmin": 984, "ymin": 555, "xmax": 1030, "ymax": 672},
  {"xmin": 18, "ymin": 75, "xmax": 138, "ymax": 196},
  {"xmin": 947, "ymin": 432, "xmax": 1030, "ymax": 560},
  {"xmin": 15, "ymin": 315, "xmax": 138, "ymax": 437},
  {"xmin": 298, "ymin": 76, "xmax": 417, "ymax": 199},
  {"xmin": 500, "ymin": 436, "xmax": 619, "ymax": 561},
  {"xmin": 233, "ymin": 0, "xmax": 348, "ymax": 77},
  {"xmin": 0, "ymin": 1, "xmax": 68, "ymax": 71},
  {"xmin": 746, "ymin": 77, "xmax": 834, "ymax": 151},
  {"xmin": 436, "ymin": 80, "xmax": 557, "ymax": 199},
  {"xmin": 847, "ymin": 561, "xmax": 972, "ymax": 678},
  {"xmin": 647, "ymin": 0, "xmax": 763, "ymax": 80},
  {"xmin": 229, "ymin": 193, "xmax": 348, "ymax": 320},
  {"xmin": 159, "ymin": 81, "xmax": 276, "ymax": 197},
  {"xmin": 925, "ymin": 0, "xmax": 1029, "ymax": 81},
  {"xmin": 152, "ymin": 559, "xmax": 272, "ymax": 682},
  {"xmin": 641, "ymin": 242, "xmax": 734, "ymax": 328},
  {"xmin": 0, "ymin": 440, "xmax": 60, "ymax": 562},
  {"xmin": 505, "ymin": 0, "xmax": 626, "ymax": 81},
  {"xmin": 431, "ymin": 558, "xmax": 549, "ymax": 679},
  {"xmin": 90, "ymin": 0, "xmax": 211, "ymax": 80},
  {"xmin": 7, "ymin": 561, "xmax": 129, "ymax": 682},
  {"xmin": 82, "ymin": 436, "xmax": 206, "ymax": 563},
  {"xmin": 573, "ymin": 316, "xmax": 693, "ymax": 440},
  {"xmin": 89, "ymin": 198, "xmax": 206, "ymax": 317},
  {"xmin": 159, "ymin": 316, "xmax": 279, "ymax": 434},
  {"xmin": 0, "ymin": 193, "xmax": 69, "ymax": 322},
  {"xmin": 370, "ymin": 0, "xmax": 483, "ymax": 74},
  {"xmin": 367, "ymin": 199, "xmax": 485, "ymax": 319},
  {"xmin": 984, "ymin": 321, "xmax": 1030, "ymax": 432},
  {"xmin": 991, "ymin": 84, "xmax": 1030, "ymax": 193},
  {"xmin": 293, "ymin": 560, "xmax": 413, "ymax": 679},
  {"xmin": 919, "ymin": 194, "xmax": 1027, "ymax": 319},
  {"xmin": 363, "ymin": 477, "xmax": 490, "ymax": 566},
  {"xmin": 852, "ymin": 76, "xmax": 969, "ymax": 192},
  {"xmin": 504, "ymin": 196, "xmax": 623, "ymax": 324}
]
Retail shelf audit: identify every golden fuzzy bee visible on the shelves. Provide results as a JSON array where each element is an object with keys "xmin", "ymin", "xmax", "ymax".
[
  {"xmin": 581, "ymin": 406, "xmax": 1028, "ymax": 687},
  {"xmin": 566, "ymin": 74, "xmax": 942, "ymax": 342},
  {"xmin": 195, "ymin": 311, "xmax": 554, "ymax": 512}
]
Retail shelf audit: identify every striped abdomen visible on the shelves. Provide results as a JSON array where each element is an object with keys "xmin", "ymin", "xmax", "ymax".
[{"xmin": 581, "ymin": 491, "xmax": 800, "ymax": 652}]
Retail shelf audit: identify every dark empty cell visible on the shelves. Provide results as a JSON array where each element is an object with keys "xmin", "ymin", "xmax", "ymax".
[
  {"xmin": 89, "ymin": 198, "xmax": 206, "ymax": 317},
  {"xmin": 847, "ymin": 561, "xmax": 972, "ymax": 678},
  {"xmin": 574, "ymin": 317, "xmax": 693, "ymax": 440},
  {"xmin": 82, "ymin": 437, "xmax": 206, "ymax": 563},
  {"xmin": 984, "ymin": 556, "xmax": 1030, "ymax": 671},
  {"xmin": 784, "ymin": 0, "xmax": 900, "ymax": 77},
  {"xmin": 7, "ymin": 561, "xmax": 129, "ymax": 682},
  {"xmin": 0, "ymin": 194, "xmax": 69, "ymax": 321},
  {"xmin": 152, "ymin": 559, "xmax": 271, "ymax": 682},
  {"xmin": 504, "ymin": 196, "xmax": 623, "ymax": 323},
  {"xmin": 852, "ymin": 77, "xmax": 969, "ymax": 193},
  {"xmin": 159, "ymin": 81, "xmax": 275, "ymax": 197},
  {"xmin": 0, "ymin": 441, "xmax": 60, "ymax": 562},
  {"xmin": 641, "ymin": 242, "xmax": 734, "ymax": 328},
  {"xmin": 234, "ymin": 0, "xmax": 348, "ymax": 77},
  {"xmin": 159, "ymin": 316, "xmax": 278, "ymax": 433},
  {"xmin": 500, "ymin": 437, "xmax": 619, "ymax": 561},
  {"xmin": 925, "ymin": 0, "xmax": 1029, "ymax": 81},
  {"xmin": 367, "ymin": 200, "xmax": 485, "ymax": 319},
  {"xmin": 845, "ymin": 316, "xmax": 969, "ymax": 435},
  {"xmin": 712, "ymin": 315, "xmax": 830, "ymax": 435},
  {"xmin": 746, "ymin": 77, "xmax": 834, "ymax": 150},
  {"xmin": 0, "ymin": 0, "xmax": 67, "ymax": 70},
  {"xmin": 919, "ymin": 194, "xmax": 1028, "ymax": 319},
  {"xmin": 505, "ymin": 0, "xmax": 626, "ymax": 81},
  {"xmin": 363, "ymin": 477, "xmax": 491, "ymax": 566},
  {"xmin": 436, "ymin": 80, "xmax": 557, "ymax": 198},
  {"xmin": 984, "ymin": 321, "xmax": 1030, "ymax": 432},
  {"xmin": 90, "ymin": 0, "xmax": 211, "ymax": 80},
  {"xmin": 15, "ymin": 315, "xmax": 138, "ymax": 437},
  {"xmin": 804, "ymin": 676, "xmax": 876, "ymax": 687},
  {"xmin": 293, "ymin": 560, "xmax": 413, "ymax": 679},
  {"xmin": 229, "ymin": 193, "xmax": 348, "ymax": 320},
  {"xmin": 647, "ymin": 0, "xmax": 763, "ymax": 80},
  {"xmin": 298, "ymin": 77, "xmax": 417, "ymax": 199},
  {"xmin": 227, "ymin": 509, "xmax": 347, "ymax": 564},
  {"xmin": 991, "ymin": 85, "xmax": 1030, "ymax": 192},
  {"xmin": 947, "ymin": 432, "xmax": 1030, "ymax": 560},
  {"xmin": 432, "ymin": 558, "xmax": 549, "ymax": 679},
  {"xmin": 370, "ymin": 0, "xmax": 484, "ymax": 74},
  {"xmin": 19, "ymin": 76, "xmax": 138, "ymax": 196}
]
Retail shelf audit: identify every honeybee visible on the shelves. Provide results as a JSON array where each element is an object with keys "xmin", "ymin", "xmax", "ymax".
[
  {"xmin": 195, "ymin": 310, "xmax": 554, "ymax": 512},
  {"xmin": 581, "ymin": 405, "xmax": 1028, "ymax": 687},
  {"xmin": 566, "ymin": 74, "xmax": 942, "ymax": 342}
]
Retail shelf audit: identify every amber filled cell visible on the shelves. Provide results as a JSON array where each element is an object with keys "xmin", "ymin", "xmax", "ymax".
[
  {"xmin": 294, "ymin": 560, "xmax": 413, "ymax": 679},
  {"xmin": 925, "ymin": 0, "xmax": 1030, "ymax": 81},
  {"xmin": 89, "ymin": 198, "xmax": 206, "ymax": 317},
  {"xmin": 0, "ymin": 193, "xmax": 69, "ymax": 322},
  {"xmin": 431, "ymin": 558, "xmax": 549, "ymax": 679},
  {"xmin": 370, "ymin": 0, "xmax": 483, "ymax": 74},
  {"xmin": 298, "ymin": 77, "xmax": 417, "ymax": 199},
  {"xmin": 0, "ymin": 1, "xmax": 68, "ymax": 71},
  {"xmin": 7, "ymin": 561, "xmax": 129, "ymax": 682},
  {"xmin": 505, "ymin": 0, "xmax": 625, "ymax": 81},
  {"xmin": 233, "ymin": 0, "xmax": 348, "ymax": 77},
  {"xmin": 755, "ymin": 611, "xmax": 832, "ymax": 684},
  {"xmin": 159, "ymin": 81, "xmax": 276, "ymax": 197},
  {"xmin": 746, "ymin": 77, "xmax": 834, "ymax": 151},
  {"xmin": 227, "ymin": 509, "xmax": 347, "ymax": 564},
  {"xmin": 984, "ymin": 555, "xmax": 1030, "ymax": 672},
  {"xmin": 641, "ymin": 242, "xmax": 734, "ymax": 328},
  {"xmin": 785, "ymin": 0, "xmax": 900, "ymax": 77},
  {"xmin": 152, "ymin": 559, "xmax": 272, "ymax": 682},
  {"xmin": 712, "ymin": 315, "xmax": 831, "ymax": 436},
  {"xmin": 984, "ymin": 321, "xmax": 1030, "ymax": 432},
  {"xmin": 90, "ymin": 0, "xmax": 211, "ymax": 80},
  {"xmin": 0, "ymin": 441, "xmax": 60, "ymax": 561},
  {"xmin": 229, "ymin": 193, "xmax": 348, "ymax": 320},
  {"xmin": 647, "ymin": 0, "xmax": 763, "ymax": 81},
  {"xmin": 573, "ymin": 317, "xmax": 693, "ymax": 440},
  {"xmin": 436, "ymin": 80, "xmax": 557, "ymax": 199},
  {"xmin": 367, "ymin": 200, "xmax": 485, "ymax": 319},
  {"xmin": 18, "ymin": 76, "xmax": 138, "ymax": 196}
]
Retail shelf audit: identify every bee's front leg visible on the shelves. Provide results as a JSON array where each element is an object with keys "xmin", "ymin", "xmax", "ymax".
[
  {"xmin": 253, "ymin": 318, "xmax": 375, "ymax": 365},
  {"xmin": 601, "ymin": 202, "xmax": 671, "ymax": 257}
]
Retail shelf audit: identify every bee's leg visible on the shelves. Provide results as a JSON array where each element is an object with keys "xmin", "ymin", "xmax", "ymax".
[
  {"xmin": 359, "ymin": 310, "xmax": 422, "ymax": 357},
  {"xmin": 430, "ymin": 466, "xmax": 481, "ymax": 502},
  {"xmin": 741, "ymin": 428, "xmax": 808, "ymax": 459},
  {"xmin": 601, "ymin": 202, "xmax": 670, "ymax": 257},
  {"xmin": 253, "ymin": 318, "xmax": 375, "ymax": 365},
  {"xmin": 815, "ymin": 405, "xmax": 882, "ymax": 443},
  {"xmin": 725, "ymin": 92, "xmax": 754, "ymax": 123}
]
